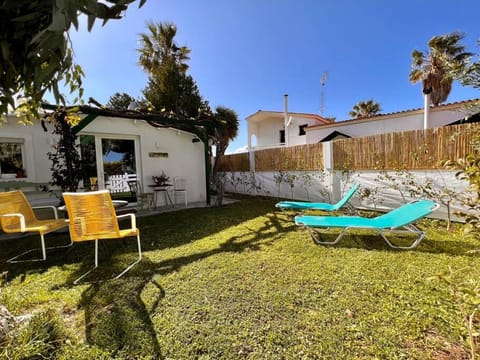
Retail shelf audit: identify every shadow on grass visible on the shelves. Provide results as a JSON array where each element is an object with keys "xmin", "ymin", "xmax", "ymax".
[
  {"xmin": 0, "ymin": 198, "xmax": 288, "ymax": 358},
  {"xmin": 1, "ymin": 196, "xmax": 474, "ymax": 358},
  {"xmin": 69, "ymin": 210, "xmax": 288, "ymax": 358},
  {"xmin": 295, "ymin": 230, "xmax": 479, "ymax": 255}
]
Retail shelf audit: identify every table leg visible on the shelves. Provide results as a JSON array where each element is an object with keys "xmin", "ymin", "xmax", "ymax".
[
  {"xmin": 152, "ymin": 190, "xmax": 158, "ymax": 210},
  {"xmin": 164, "ymin": 190, "xmax": 174, "ymax": 207}
]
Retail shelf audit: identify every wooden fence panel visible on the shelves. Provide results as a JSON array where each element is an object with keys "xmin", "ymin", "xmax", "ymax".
[
  {"xmin": 216, "ymin": 153, "xmax": 250, "ymax": 172},
  {"xmin": 217, "ymin": 123, "xmax": 478, "ymax": 172},
  {"xmin": 333, "ymin": 124, "xmax": 479, "ymax": 170},
  {"xmin": 255, "ymin": 143, "xmax": 323, "ymax": 171}
]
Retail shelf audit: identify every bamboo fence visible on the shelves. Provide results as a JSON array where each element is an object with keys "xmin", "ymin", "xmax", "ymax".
[
  {"xmin": 333, "ymin": 124, "xmax": 479, "ymax": 170},
  {"xmin": 217, "ymin": 123, "xmax": 479, "ymax": 172},
  {"xmin": 254, "ymin": 143, "xmax": 323, "ymax": 171},
  {"xmin": 216, "ymin": 152, "xmax": 249, "ymax": 172}
]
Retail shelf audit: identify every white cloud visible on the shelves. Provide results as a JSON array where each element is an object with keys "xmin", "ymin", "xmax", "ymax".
[{"xmin": 226, "ymin": 145, "xmax": 248, "ymax": 155}]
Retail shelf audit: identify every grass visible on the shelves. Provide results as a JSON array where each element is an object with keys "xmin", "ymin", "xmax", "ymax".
[{"xmin": 0, "ymin": 195, "xmax": 479, "ymax": 359}]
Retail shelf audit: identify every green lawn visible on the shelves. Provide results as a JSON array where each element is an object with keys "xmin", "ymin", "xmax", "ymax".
[{"xmin": 0, "ymin": 196, "xmax": 479, "ymax": 359}]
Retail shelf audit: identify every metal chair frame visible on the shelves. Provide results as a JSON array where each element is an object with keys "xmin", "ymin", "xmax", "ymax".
[{"xmin": 63, "ymin": 190, "xmax": 142, "ymax": 284}]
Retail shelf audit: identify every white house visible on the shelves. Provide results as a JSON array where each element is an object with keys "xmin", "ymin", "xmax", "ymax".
[
  {"xmin": 247, "ymin": 110, "xmax": 332, "ymax": 149},
  {"xmin": 246, "ymin": 99, "xmax": 479, "ymax": 150},
  {"xmin": 0, "ymin": 111, "xmax": 207, "ymax": 205},
  {"xmin": 307, "ymin": 99, "xmax": 479, "ymax": 143}
]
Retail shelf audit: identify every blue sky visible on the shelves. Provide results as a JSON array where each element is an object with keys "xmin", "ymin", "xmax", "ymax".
[{"xmin": 68, "ymin": 0, "xmax": 480, "ymax": 153}]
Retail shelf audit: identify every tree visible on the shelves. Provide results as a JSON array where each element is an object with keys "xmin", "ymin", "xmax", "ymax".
[
  {"xmin": 138, "ymin": 22, "xmax": 191, "ymax": 75},
  {"xmin": 349, "ymin": 99, "xmax": 382, "ymax": 118},
  {"xmin": 47, "ymin": 109, "xmax": 83, "ymax": 193},
  {"xmin": 211, "ymin": 106, "xmax": 239, "ymax": 206},
  {"xmin": 0, "ymin": 0, "xmax": 146, "ymax": 120},
  {"xmin": 107, "ymin": 92, "xmax": 136, "ymax": 110},
  {"xmin": 138, "ymin": 21, "xmax": 207, "ymax": 117},
  {"xmin": 409, "ymin": 32, "xmax": 472, "ymax": 106},
  {"xmin": 142, "ymin": 70, "xmax": 206, "ymax": 117},
  {"xmin": 454, "ymin": 38, "xmax": 480, "ymax": 90}
]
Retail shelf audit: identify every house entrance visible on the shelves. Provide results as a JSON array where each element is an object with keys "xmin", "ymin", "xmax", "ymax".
[{"xmin": 80, "ymin": 135, "xmax": 139, "ymax": 200}]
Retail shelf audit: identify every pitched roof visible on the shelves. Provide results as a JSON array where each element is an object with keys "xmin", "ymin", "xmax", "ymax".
[
  {"xmin": 319, "ymin": 131, "xmax": 351, "ymax": 142},
  {"xmin": 447, "ymin": 112, "xmax": 480, "ymax": 126},
  {"xmin": 246, "ymin": 110, "xmax": 332, "ymax": 124}
]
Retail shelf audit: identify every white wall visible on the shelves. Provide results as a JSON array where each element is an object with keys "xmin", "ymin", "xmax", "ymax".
[
  {"xmin": 306, "ymin": 107, "xmax": 473, "ymax": 143},
  {"xmin": 221, "ymin": 169, "xmax": 468, "ymax": 221},
  {"xmin": 287, "ymin": 116, "xmax": 320, "ymax": 147},
  {"xmin": 0, "ymin": 115, "xmax": 56, "ymax": 183},
  {"xmin": 0, "ymin": 115, "xmax": 207, "ymax": 203},
  {"xmin": 79, "ymin": 116, "xmax": 206, "ymax": 203},
  {"xmin": 248, "ymin": 115, "xmax": 320, "ymax": 149},
  {"xmin": 253, "ymin": 117, "xmax": 283, "ymax": 148}
]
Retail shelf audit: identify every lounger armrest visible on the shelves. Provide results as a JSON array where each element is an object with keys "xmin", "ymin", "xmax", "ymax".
[
  {"xmin": 116, "ymin": 213, "xmax": 136, "ymax": 231},
  {"xmin": 0, "ymin": 213, "xmax": 27, "ymax": 232},
  {"xmin": 32, "ymin": 205, "xmax": 59, "ymax": 219}
]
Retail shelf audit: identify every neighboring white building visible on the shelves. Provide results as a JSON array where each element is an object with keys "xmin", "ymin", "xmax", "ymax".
[
  {"xmin": 307, "ymin": 99, "xmax": 479, "ymax": 143},
  {"xmin": 246, "ymin": 99, "xmax": 479, "ymax": 150},
  {"xmin": 247, "ymin": 110, "xmax": 332, "ymax": 150},
  {"xmin": 0, "ymin": 112, "xmax": 207, "ymax": 204}
]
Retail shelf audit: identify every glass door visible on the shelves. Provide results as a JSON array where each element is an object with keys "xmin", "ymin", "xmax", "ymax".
[
  {"xmin": 80, "ymin": 136, "xmax": 139, "ymax": 200},
  {"xmin": 101, "ymin": 138, "xmax": 136, "ymax": 200}
]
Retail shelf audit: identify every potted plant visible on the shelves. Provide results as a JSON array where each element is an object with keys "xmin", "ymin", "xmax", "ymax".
[{"xmin": 152, "ymin": 171, "xmax": 170, "ymax": 186}]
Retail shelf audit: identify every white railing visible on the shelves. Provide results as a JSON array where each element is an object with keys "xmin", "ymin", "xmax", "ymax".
[{"xmin": 106, "ymin": 173, "xmax": 137, "ymax": 193}]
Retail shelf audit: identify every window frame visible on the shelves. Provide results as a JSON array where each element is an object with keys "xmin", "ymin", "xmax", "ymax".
[
  {"xmin": 299, "ymin": 124, "xmax": 308, "ymax": 136},
  {"xmin": 0, "ymin": 138, "xmax": 25, "ymax": 176},
  {"xmin": 279, "ymin": 129, "xmax": 285, "ymax": 144}
]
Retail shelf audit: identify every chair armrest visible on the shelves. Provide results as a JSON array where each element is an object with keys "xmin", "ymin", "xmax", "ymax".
[
  {"xmin": 0, "ymin": 213, "xmax": 27, "ymax": 232},
  {"xmin": 32, "ymin": 205, "xmax": 59, "ymax": 219},
  {"xmin": 116, "ymin": 213, "xmax": 136, "ymax": 231}
]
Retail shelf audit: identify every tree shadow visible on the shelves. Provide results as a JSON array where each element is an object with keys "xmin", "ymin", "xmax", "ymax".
[
  {"xmin": 298, "ymin": 230, "xmax": 480, "ymax": 255},
  {"xmin": 61, "ymin": 210, "xmax": 289, "ymax": 358},
  {"xmin": 79, "ymin": 274, "xmax": 164, "ymax": 359}
]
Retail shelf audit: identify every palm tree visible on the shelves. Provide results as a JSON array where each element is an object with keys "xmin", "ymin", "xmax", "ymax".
[
  {"xmin": 138, "ymin": 22, "xmax": 191, "ymax": 74},
  {"xmin": 349, "ymin": 100, "xmax": 382, "ymax": 118},
  {"xmin": 211, "ymin": 106, "xmax": 239, "ymax": 206},
  {"xmin": 409, "ymin": 32, "xmax": 472, "ymax": 106}
]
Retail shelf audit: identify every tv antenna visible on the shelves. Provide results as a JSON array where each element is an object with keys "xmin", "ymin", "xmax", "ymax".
[{"xmin": 320, "ymin": 71, "xmax": 328, "ymax": 116}]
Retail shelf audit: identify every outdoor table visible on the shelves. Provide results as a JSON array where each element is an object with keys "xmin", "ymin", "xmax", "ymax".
[{"xmin": 148, "ymin": 184, "xmax": 174, "ymax": 209}]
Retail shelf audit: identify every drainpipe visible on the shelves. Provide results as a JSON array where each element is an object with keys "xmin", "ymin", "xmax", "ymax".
[
  {"xmin": 284, "ymin": 94, "xmax": 289, "ymax": 147},
  {"xmin": 423, "ymin": 88, "xmax": 432, "ymax": 130}
]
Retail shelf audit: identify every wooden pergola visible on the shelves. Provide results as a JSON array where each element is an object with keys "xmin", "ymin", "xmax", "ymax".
[{"xmin": 42, "ymin": 103, "xmax": 223, "ymax": 205}]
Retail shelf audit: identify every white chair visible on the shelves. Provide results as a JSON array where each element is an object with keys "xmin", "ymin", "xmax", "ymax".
[
  {"xmin": 173, "ymin": 176, "xmax": 188, "ymax": 207},
  {"xmin": 127, "ymin": 180, "xmax": 153, "ymax": 210}
]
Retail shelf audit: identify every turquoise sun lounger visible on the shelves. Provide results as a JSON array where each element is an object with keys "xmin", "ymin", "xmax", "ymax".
[
  {"xmin": 275, "ymin": 182, "xmax": 360, "ymax": 212},
  {"xmin": 295, "ymin": 199, "xmax": 439, "ymax": 250}
]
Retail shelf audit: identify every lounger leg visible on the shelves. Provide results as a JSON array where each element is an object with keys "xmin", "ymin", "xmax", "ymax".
[
  {"xmin": 377, "ymin": 227, "xmax": 426, "ymax": 250},
  {"xmin": 308, "ymin": 227, "xmax": 349, "ymax": 245}
]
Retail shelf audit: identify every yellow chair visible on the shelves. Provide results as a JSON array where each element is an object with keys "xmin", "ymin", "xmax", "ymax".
[
  {"xmin": 62, "ymin": 190, "xmax": 142, "ymax": 284},
  {"xmin": 0, "ymin": 190, "xmax": 70, "ymax": 263}
]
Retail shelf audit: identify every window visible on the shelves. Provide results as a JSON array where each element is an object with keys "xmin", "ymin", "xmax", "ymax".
[
  {"xmin": 299, "ymin": 124, "xmax": 307, "ymax": 136},
  {"xmin": 0, "ymin": 139, "xmax": 25, "ymax": 176},
  {"xmin": 279, "ymin": 130, "xmax": 285, "ymax": 144}
]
